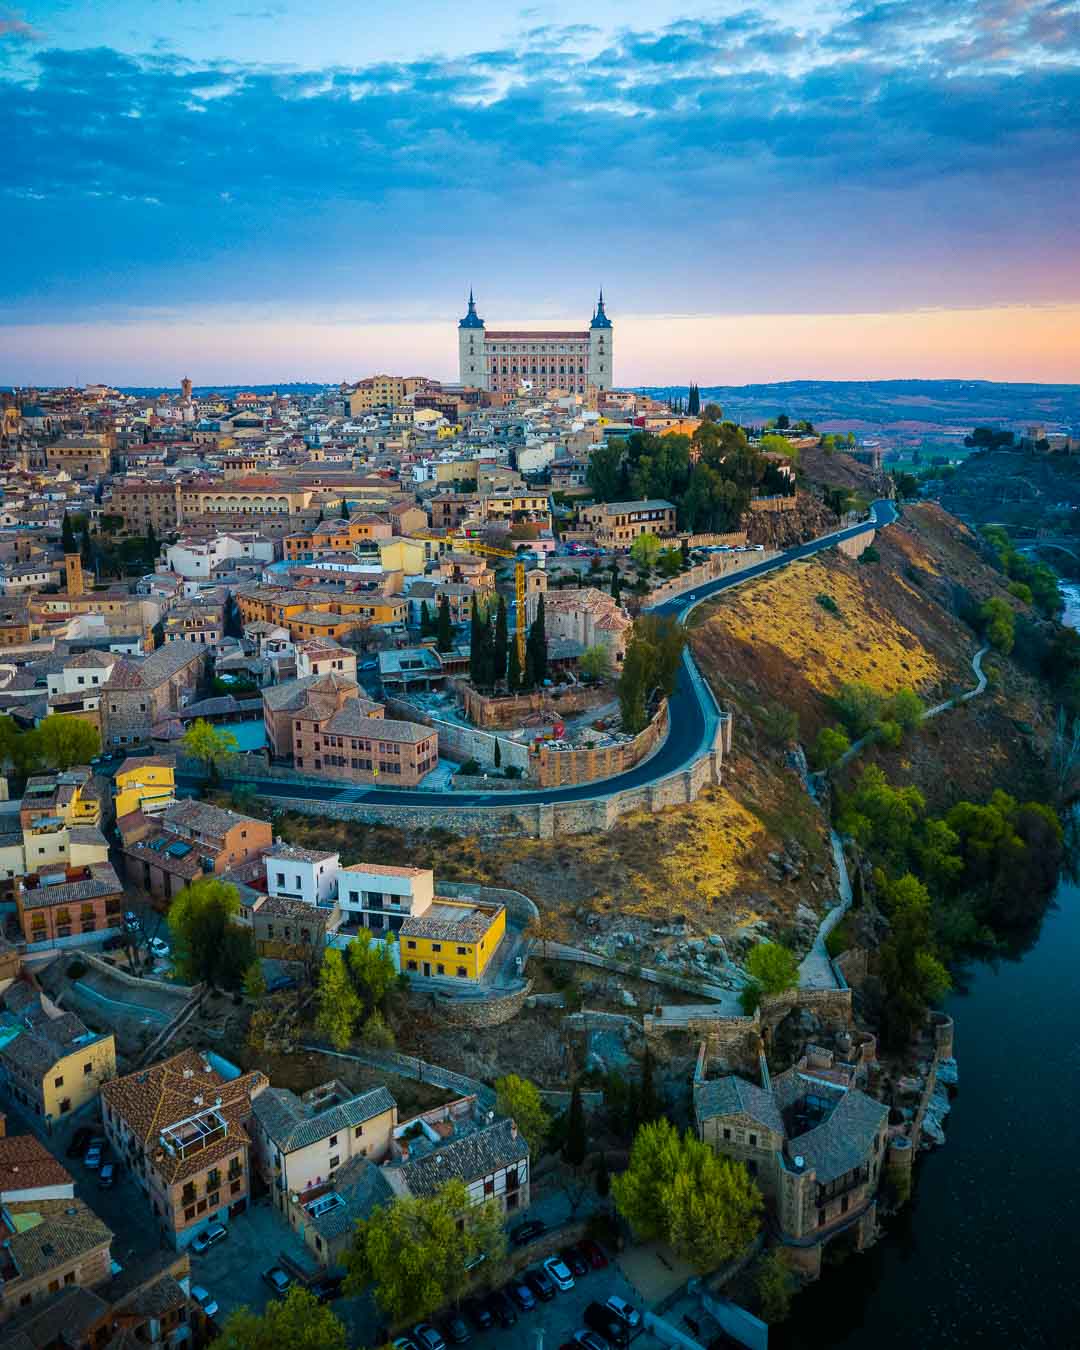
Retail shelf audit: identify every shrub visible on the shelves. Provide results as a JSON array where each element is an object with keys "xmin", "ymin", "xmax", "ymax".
[
  {"xmin": 858, "ymin": 545, "xmax": 881, "ymax": 564},
  {"xmin": 459, "ymin": 758, "xmax": 481, "ymax": 775},
  {"xmin": 758, "ymin": 702, "xmax": 799, "ymax": 745},
  {"xmin": 831, "ymin": 680, "xmax": 883, "ymax": 738},
  {"xmin": 812, "ymin": 725, "xmax": 850, "ymax": 769},
  {"xmin": 816, "ymin": 593, "xmax": 841, "ymax": 616},
  {"xmin": 874, "ymin": 718, "xmax": 904, "ymax": 749}
]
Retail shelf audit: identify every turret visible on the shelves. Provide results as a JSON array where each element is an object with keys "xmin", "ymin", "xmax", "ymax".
[
  {"xmin": 588, "ymin": 290, "xmax": 613, "ymax": 390},
  {"xmin": 458, "ymin": 289, "xmax": 486, "ymax": 388}
]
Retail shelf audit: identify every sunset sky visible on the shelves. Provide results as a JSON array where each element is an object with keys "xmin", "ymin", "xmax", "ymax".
[{"xmin": 3, "ymin": 1, "xmax": 1079, "ymax": 386}]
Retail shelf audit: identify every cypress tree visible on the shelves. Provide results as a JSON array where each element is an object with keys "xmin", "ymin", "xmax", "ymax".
[
  {"xmin": 688, "ymin": 382, "xmax": 701, "ymax": 416},
  {"xmin": 341, "ymin": 498, "xmax": 350, "ymax": 519},
  {"xmin": 563, "ymin": 1081, "xmax": 587, "ymax": 1169},
  {"xmin": 610, "ymin": 567, "xmax": 621, "ymax": 604},
  {"xmin": 494, "ymin": 738, "xmax": 502, "ymax": 769},
  {"xmin": 527, "ymin": 593, "xmax": 547, "ymax": 686},
  {"xmin": 507, "ymin": 639, "xmax": 522, "ymax": 691},
  {"xmin": 61, "ymin": 512, "xmax": 76, "ymax": 554},
  {"xmin": 493, "ymin": 595, "xmax": 508, "ymax": 685},
  {"xmin": 469, "ymin": 596, "xmax": 482, "ymax": 683},
  {"xmin": 420, "ymin": 600, "xmax": 433, "ymax": 637},
  {"xmin": 436, "ymin": 595, "xmax": 453, "ymax": 653}
]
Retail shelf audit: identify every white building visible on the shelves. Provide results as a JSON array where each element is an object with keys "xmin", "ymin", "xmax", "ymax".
[
  {"xmin": 165, "ymin": 532, "xmax": 275, "ymax": 579},
  {"xmin": 336, "ymin": 863, "xmax": 434, "ymax": 935},
  {"xmin": 264, "ymin": 843, "xmax": 340, "ymax": 908},
  {"xmin": 457, "ymin": 290, "xmax": 613, "ymax": 394},
  {"xmin": 46, "ymin": 649, "xmax": 120, "ymax": 700}
]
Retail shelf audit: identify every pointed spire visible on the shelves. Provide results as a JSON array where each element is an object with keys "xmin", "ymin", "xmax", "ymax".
[
  {"xmin": 590, "ymin": 287, "xmax": 612, "ymax": 330},
  {"xmin": 459, "ymin": 288, "xmax": 484, "ymax": 329}
]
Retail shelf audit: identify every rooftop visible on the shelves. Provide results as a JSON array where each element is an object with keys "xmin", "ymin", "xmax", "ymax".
[{"xmin": 401, "ymin": 898, "xmax": 503, "ymax": 944}]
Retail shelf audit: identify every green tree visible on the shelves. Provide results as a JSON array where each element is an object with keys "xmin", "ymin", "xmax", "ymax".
[
  {"xmin": 612, "ymin": 1119, "xmax": 762, "ymax": 1270},
  {"xmin": 579, "ymin": 644, "xmax": 612, "ymax": 683},
  {"xmin": 492, "ymin": 595, "xmax": 508, "ymax": 683},
  {"xmin": 610, "ymin": 567, "xmax": 622, "ymax": 603},
  {"xmin": 494, "ymin": 1074, "xmax": 551, "ymax": 1154},
  {"xmin": 217, "ymin": 1287, "xmax": 348, "ymax": 1350},
  {"xmin": 883, "ymin": 688, "xmax": 925, "ymax": 733},
  {"xmin": 656, "ymin": 547, "xmax": 683, "ymax": 578},
  {"xmin": 744, "ymin": 941, "xmax": 799, "ymax": 996},
  {"xmin": 361, "ymin": 1009, "xmax": 396, "ymax": 1048},
  {"xmin": 758, "ymin": 703, "xmax": 799, "ymax": 746},
  {"xmin": 525, "ymin": 594, "xmax": 548, "ymax": 688},
  {"xmin": 563, "ymin": 1081, "xmax": 587, "ymax": 1169},
  {"xmin": 346, "ymin": 1180, "xmax": 507, "ymax": 1322},
  {"xmin": 420, "ymin": 600, "xmax": 435, "ymax": 638},
  {"xmin": 346, "ymin": 928, "xmax": 399, "ymax": 1010},
  {"xmin": 756, "ymin": 1250, "xmax": 796, "ymax": 1323},
  {"xmin": 167, "ymin": 877, "xmax": 254, "ymax": 989},
  {"xmin": 316, "ymin": 948, "xmax": 363, "ymax": 1050},
  {"xmin": 507, "ymin": 639, "xmax": 522, "ymax": 691},
  {"xmin": 980, "ymin": 596, "xmax": 1015, "ymax": 654},
  {"xmin": 702, "ymin": 402, "xmax": 723, "ymax": 422},
  {"xmin": 687, "ymin": 383, "xmax": 700, "ymax": 416},
  {"xmin": 341, "ymin": 497, "xmax": 350, "ymax": 519},
  {"xmin": 242, "ymin": 959, "xmax": 267, "ymax": 1001},
  {"xmin": 61, "ymin": 511, "xmax": 77, "ymax": 554},
  {"xmin": 831, "ymin": 681, "xmax": 884, "ymax": 739},
  {"xmin": 181, "ymin": 719, "xmax": 239, "ymax": 780},
  {"xmin": 436, "ymin": 595, "xmax": 454, "ymax": 653},
  {"xmin": 36, "ymin": 714, "xmax": 100, "ymax": 770},
  {"xmin": 586, "ymin": 441, "xmax": 625, "ymax": 502},
  {"xmin": 629, "ymin": 532, "xmax": 661, "ymax": 570}
]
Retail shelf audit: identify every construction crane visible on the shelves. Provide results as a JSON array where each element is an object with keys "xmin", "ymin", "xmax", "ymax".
[{"xmin": 451, "ymin": 534, "xmax": 528, "ymax": 670}]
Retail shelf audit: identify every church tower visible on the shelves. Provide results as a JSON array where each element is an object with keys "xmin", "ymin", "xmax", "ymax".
[
  {"xmin": 588, "ymin": 290, "xmax": 613, "ymax": 391},
  {"xmin": 458, "ymin": 290, "xmax": 486, "ymax": 389}
]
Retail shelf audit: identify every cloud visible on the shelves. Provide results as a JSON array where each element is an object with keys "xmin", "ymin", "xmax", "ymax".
[
  {"xmin": 1, "ymin": 6, "xmax": 1079, "ymax": 324},
  {"xmin": 0, "ymin": 6, "xmax": 41, "ymax": 42}
]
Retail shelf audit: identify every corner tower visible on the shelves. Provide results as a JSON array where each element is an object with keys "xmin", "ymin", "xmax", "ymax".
[
  {"xmin": 588, "ymin": 290, "xmax": 613, "ymax": 391},
  {"xmin": 458, "ymin": 290, "xmax": 486, "ymax": 389}
]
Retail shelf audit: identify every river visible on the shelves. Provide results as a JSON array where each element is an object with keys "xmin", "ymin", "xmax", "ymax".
[{"xmin": 773, "ymin": 584, "xmax": 1080, "ymax": 1349}]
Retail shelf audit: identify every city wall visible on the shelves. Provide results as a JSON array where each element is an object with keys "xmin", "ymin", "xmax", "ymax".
[
  {"xmin": 837, "ymin": 528, "xmax": 876, "ymax": 560},
  {"xmin": 534, "ymin": 699, "xmax": 668, "ymax": 788},
  {"xmin": 383, "ymin": 697, "xmax": 530, "ymax": 772},
  {"xmin": 644, "ymin": 549, "xmax": 780, "ymax": 609}
]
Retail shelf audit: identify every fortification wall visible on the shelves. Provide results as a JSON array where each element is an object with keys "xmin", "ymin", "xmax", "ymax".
[{"xmin": 535, "ymin": 700, "xmax": 668, "ymax": 788}]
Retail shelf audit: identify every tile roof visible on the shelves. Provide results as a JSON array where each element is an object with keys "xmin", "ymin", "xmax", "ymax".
[
  {"xmin": 307, "ymin": 1155, "xmax": 394, "ymax": 1239},
  {"xmin": 325, "ymin": 708, "xmax": 433, "ymax": 742},
  {"xmin": 340, "ymin": 862, "xmax": 429, "ymax": 879},
  {"xmin": 19, "ymin": 862, "xmax": 123, "ymax": 909},
  {"xmin": 3, "ymin": 1196, "xmax": 113, "ymax": 1281},
  {"xmin": 104, "ymin": 641, "xmax": 206, "ymax": 692},
  {"xmin": 0, "ymin": 1134, "xmax": 75, "ymax": 1196},
  {"xmin": 396, "ymin": 1117, "xmax": 528, "ymax": 1198},
  {"xmin": 252, "ymin": 1084, "xmax": 396, "ymax": 1153},
  {"xmin": 261, "ymin": 672, "xmax": 358, "ymax": 711},
  {"xmin": 401, "ymin": 899, "xmax": 503, "ymax": 944},
  {"xmin": 787, "ymin": 1086, "xmax": 889, "ymax": 1184},
  {"xmin": 693, "ymin": 1076, "xmax": 785, "ymax": 1136},
  {"xmin": 101, "ymin": 1047, "xmax": 268, "ymax": 1187},
  {"xmin": 264, "ymin": 843, "xmax": 338, "ymax": 864},
  {"xmin": 163, "ymin": 798, "xmax": 266, "ymax": 840},
  {"xmin": 3, "ymin": 1285, "xmax": 109, "ymax": 1350}
]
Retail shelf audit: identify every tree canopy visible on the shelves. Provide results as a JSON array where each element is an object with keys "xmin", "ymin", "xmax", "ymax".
[
  {"xmin": 612, "ymin": 1118, "xmax": 762, "ymax": 1271},
  {"xmin": 167, "ymin": 877, "xmax": 253, "ymax": 989},
  {"xmin": 316, "ymin": 947, "xmax": 363, "ymax": 1051},
  {"xmin": 494, "ymin": 1074, "xmax": 551, "ymax": 1154},
  {"xmin": 617, "ymin": 615, "xmax": 686, "ymax": 734},
  {"xmin": 181, "ymin": 719, "xmax": 239, "ymax": 779},
  {"xmin": 217, "ymin": 1287, "xmax": 348, "ymax": 1350}
]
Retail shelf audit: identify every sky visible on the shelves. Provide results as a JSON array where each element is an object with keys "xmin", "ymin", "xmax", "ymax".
[{"xmin": 3, "ymin": 0, "xmax": 1080, "ymax": 386}]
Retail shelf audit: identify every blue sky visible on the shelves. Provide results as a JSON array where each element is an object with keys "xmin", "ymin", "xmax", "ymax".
[{"xmin": 3, "ymin": 1, "xmax": 1080, "ymax": 384}]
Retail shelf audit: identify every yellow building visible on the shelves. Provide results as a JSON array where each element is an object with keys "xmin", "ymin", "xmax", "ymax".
[
  {"xmin": 20, "ymin": 770, "xmax": 103, "ymax": 830},
  {"xmin": 0, "ymin": 983, "xmax": 117, "ymax": 1124},
  {"xmin": 349, "ymin": 374, "xmax": 408, "ymax": 413},
  {"xmin": 113, "ymin": 756, "xmax": 176, "ymax": 820},
  {"xmin": 399, "ymin": 899, "xmax": 506, "ymax": 982}
]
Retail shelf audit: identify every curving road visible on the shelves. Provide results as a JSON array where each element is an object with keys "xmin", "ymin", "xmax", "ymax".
[{"xmin": 184, "ymin": 499, "xmax": 898, "ymax": 808}]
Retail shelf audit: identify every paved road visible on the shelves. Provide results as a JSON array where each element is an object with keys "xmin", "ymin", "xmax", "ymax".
[{"xmin": 180, "ymin": 500, "xmax": 897, "ymax": 809}]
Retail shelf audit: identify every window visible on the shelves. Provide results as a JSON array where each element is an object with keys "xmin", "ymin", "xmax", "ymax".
[
  {"xmin": 54, "ymin": 1074, "xmax": 64, "ymax": 1087},
  {"xmin": 231, "ymin": 1179, "xmax": 241, "ymax": 1195},
  {"xmin": 84, "ymin": 1062, "xmax": 93, "ymax": 1075},
  {"xmin": 723, "ymin": 1127, "xmax": 732, "ymax": 1140},
  {"xmin": 457, "ymin": 946, "xmax": 468, "ymax": 955},
  {"xmin": 330, "ymin": 1155, "xmax": 340, "ymax": 1169},
  {"xmin": 185, "ymin": 1205, "xmax": 195, "ymax": 1220},
  {"xmin": 329, "ymin": 1135, "xmax": 338, "ymax": 1148},
  {"xmin": 276, "ymin": 872, "xmax": 285, "ymax": 885},
  {"xmin": 457, "ymin": 966, "xmax": 467, "ymax": 977},
  {"xmin": 407, "ymin": 959, "xmax": 417, "ymax": 972},
  {"xmin": 354, "ymin": 1124, "xmax": 364, "ymax": 1138},
  {"xmin": 407, "ymin": 940, "xmax": 417, "ymax": 950},
  {"xmin": 749, "ymin": 1133, "xmax": 757, "ymax": 1147}
]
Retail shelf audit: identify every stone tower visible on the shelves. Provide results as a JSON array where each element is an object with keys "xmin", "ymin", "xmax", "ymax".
[
  {"xmin": 588, "ymin": 290, "xmax": 613, "ymax": 391},
  {"xmin": 181, "ymin": 376, "xmax": 193, "ymax": 401},
  {"xmin": 458, "ymin": 290, "xmax": 486, "ymax": 388},
  {"xmin": 64, "ymin": 553, "xmax": 84, "ymax": 598}
]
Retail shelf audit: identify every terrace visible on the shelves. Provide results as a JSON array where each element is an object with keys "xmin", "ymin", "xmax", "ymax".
[{"xmin": 160, "ymin": 1106, "xmax": 229, "ymax": 1161}]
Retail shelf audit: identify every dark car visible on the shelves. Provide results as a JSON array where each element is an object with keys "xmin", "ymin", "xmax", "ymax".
[
  {"xmin": 411, "ymin": 1325, "xmax": 446, "ymax": 1350},
  {"xmin": 510, "ymin": 1219, "xmax": 546, "ymax": 1247},
  {"xmin": 442, "ymin": 1314, "xmax": 470, "ymax": 1345},
  {"xmin": 561, "ymin": 1245, "xmax": 589, "ymax": 1278},
  {"xmin": 524, "ymin": 1268, "xmax": 557, "ymax": 1302},
  {"xmin": 584, "ymin": 1304, "xmax": 628, "ymax": 1348},
  {"xmin": 485, "ymin": 1290, "xmax": 518, "ymax": 1328},
  {"xmin": 572, "ymin": 1332, "xmax": 611, "ymax": 1350},
  {"xmin": 462, "ymin": 1297, "xmax": 493, "ymax": 1331},
  {"xmin": 506, "ymin": 1279, "xmax": 536, "ymax": 1313},
  {"xmin": 66, "ymin": 1126, "xmax": 94, "ymax": 1160},
  {"xmin": 578, "ymin": 1240, "xmax": 609, "ymax": 1270},
  {"xmin": 309, "ymin": 1274, "xmax": 344, "ymax": 1303}
]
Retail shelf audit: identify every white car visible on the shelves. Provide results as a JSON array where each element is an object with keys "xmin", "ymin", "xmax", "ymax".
[
  {"xmin": 605, "ymin": 1296, "xmax": 641, "ymax": 1329},
  {"xmin": 543, "ymin": 1255, "xmax": 575, "ymax": 1291},
  {"xmin": 191, "ymin": 1285, "xmax": 219, "ymax": 1319},
  {"xmin": 149, "ymin": 937, "xmax": 170, "ymax": 958}
]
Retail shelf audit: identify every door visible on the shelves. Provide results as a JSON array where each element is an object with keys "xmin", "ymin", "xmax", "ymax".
[{"xmin": 423, "ymin": 962, "xmax": 431, "ymax": 977}]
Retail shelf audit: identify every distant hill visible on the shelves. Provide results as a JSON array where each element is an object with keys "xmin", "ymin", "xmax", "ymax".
[
  {"xmin": 117, "ymin": 383, "xmax": 334, "ymax": 397},
  {"xmin": 638, "ymin": 380, "xmax": 1080, "ymax": 446}
]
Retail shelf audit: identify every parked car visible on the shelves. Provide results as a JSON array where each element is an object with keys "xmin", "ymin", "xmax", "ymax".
[
  {"xmin": 392, "ymin": 1339, "xmax": 416, "ymax": 1350},
  {"xmin": 572, "ymin": 1332, "xmax": 611, "ymax": 1350},
  {"xmin": 309, "ymin": 1274, "xmax": 344, "ymax": 1302},
  {"xmin": 506, "ymin": 1279, "xmax": 536, "ymax": 1312},
  {"xmin": 191, "ymin": 1285, "xmax": 220, "ymax": 1319},
  {"xmin": 83, "ymin": 1139, "xmax": 105, "ymax": 1170},
  {"xmin": 543, "ymin": 1255, "xmax": 575, "ymax": 1292},
  {"xmin": 560, "ymin": 1245, "xmax": 589, "ymax": 1278},
  {"xmin": 149, "ymin": 937, "xmax": 170, "ymax": 958},
  {"xmin": 442, "ymin": 1313, "xmax": 470, "ymax": 1344},
  {"xmin": 605, "ymin": 1297, "xmax": 641, "ymax": 1330},
  {"xmin": 524, "ymin": 1267, "xmax": 557, "ymax": 1302},
  {"xmin": 578, "ymin": 1240, "xmax": 609, "ymax": 1270},
  {"xmin": 411, "ymin": 1324, "xmax": 446, "ymax": 1350},
  {"xmin": 66, "ymin": 1126, "xmax": 94, "ymax": 1160},
  {"xmin": 262, "ymin": 1266, "xmax": 291, "ymax": 1297},
  {"xmin": 191, "ymin": 1223, "xmax": 228, "ymax": 1254},
  {"xmin": 462, "ymin": 1296, "xmax": 493, "ymax": 1331},
  {"xmin": 485, "ymin": 1290, "xmax": 517, "ymax": 1328},
  {"xmin": 123, "ymin": 911, "xmax": 140, "ymax": 931},
  {"xmin": 511, "ymin": 1218, "xmax": 546, "ymax": 1246},
  {"xmin": 98, "ymin": 1162, "xmax": 117, "ymax": 1188},
  {"xmin": 584, "ymin": 1304, "xmax": 628, "ymax": 1347}
]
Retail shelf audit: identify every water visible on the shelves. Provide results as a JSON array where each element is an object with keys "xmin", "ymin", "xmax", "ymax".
[
  {"xmin": 774, "ymin": 588, "xmax": 1080, "ymax": 1348},
  {"xmin": 218, "ymin": 720, "xmax": 266, "ymax": 752}
]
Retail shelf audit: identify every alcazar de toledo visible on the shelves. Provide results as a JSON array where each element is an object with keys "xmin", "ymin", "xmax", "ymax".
[{"xmin": 458, "ymin": 290, "xmax": 613, "ymax": 396}]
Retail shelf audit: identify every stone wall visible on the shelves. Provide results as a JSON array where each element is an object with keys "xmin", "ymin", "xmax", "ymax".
[
  {"xmin": 460, "ymin": 683, "xmax": 597, "ymax": 729},
  {"xmin": 748, "ymin": 494, "xmax": 798, "ymax": 513},
  {"xmin": 534, "ymin": 699, "xmax": 668, "ymax": 788},
  {"xmin": 643, "ymin": 550, "xmax": 780, "ymax": 609},
  {"xmin": 384, "ymin": 698, "xmax": 530, "ymax": 773},
  {"xmin": 438, "ymin": 882, "xmax": 538, "ymax": 927},
  {"xmin": 431, "ymin": 982, "xmax": 533, "ymax": 1026},
  {"xmin": 837, "ymin": 527, "xmax": 875, "ymax": 560}
]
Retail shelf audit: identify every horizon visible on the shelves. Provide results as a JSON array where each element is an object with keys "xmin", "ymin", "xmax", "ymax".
[{"xmin": 4, "ymin": 2, "xmax": 1079, "ymax": 383}]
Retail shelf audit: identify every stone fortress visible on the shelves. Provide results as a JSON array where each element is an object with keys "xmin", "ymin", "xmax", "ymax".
[{"xmin": 458, "ymin": 290, "xmax": 613, "ymax": 395}]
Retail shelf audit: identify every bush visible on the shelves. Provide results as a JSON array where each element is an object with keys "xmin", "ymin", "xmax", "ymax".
[
  {"xmin": 874, "ymin": 718, "xmax": 904, "ymax": 749},
  {"xmin": 816, "ymin": 593, "xmax": 841, "ymax": 616},
  {"xmin": 758, "ymin": 702, "xmax": 799, "ymax": 745},
  {"xmin": 812, "ymin": 725, "xmax": 850, "ymax": 769},
  {"xmin": 831, "ymin": 680, "xmax": 883, "ymax": 738},
  {"xmin": 858, "ymin": 545, "xmax": 881, "ymax": 564},
  {"xmin": 504, "ymin": 765, "xmax": 524, "ymax": 779},
  {"xmin": 459, "ymin": 758, "xmax": 481, "ymax": 776},
  {"xmin": 66, "ymin": 958, "xmax": 88, "ymax": 981}
]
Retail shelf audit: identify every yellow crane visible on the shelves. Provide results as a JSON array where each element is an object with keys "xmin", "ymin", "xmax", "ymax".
[{"xmin": 451, "ymin": 535, "xmax": 528, "ymax": 671}]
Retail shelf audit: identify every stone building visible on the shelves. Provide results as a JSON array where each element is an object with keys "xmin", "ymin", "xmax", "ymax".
[
  {"xmin": 293, "ymin": 699, "xmax": 438, "ymax": 785},
  {"xmin": 261, "ymin": 671, "xmax": 366, "ymax": 759},
  {"xmin": 527, "ymin": 586, "xmax": 632, "ymax": 667},
  {"xmin": 101, "ymin": 640, "xmax": 208, "ymax": 748},
  {"xmin": 101, "ymin": 1048, "xmax": 269, "ymax": 1250},
  {"xmin": 694, "ymin": 1048, "xmax": 889, "ymax": 1278},
  {"xmin": 119, "ymin": 799, "xmax": 272, "ymax": 901},
  {"xmin": 0, "ymin": 981, "xmax": 117, "ymax": 1123},
  {"xmin": 579, "ymin": 498, "xmax": 678, "ymax": 547},
  {"xmin": 458, "ymin": 291, "xmax": 613, "ymax": 394}
]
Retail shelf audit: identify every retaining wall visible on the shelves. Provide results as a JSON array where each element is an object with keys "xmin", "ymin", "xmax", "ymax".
[
  {"xmin": 837, "ymin": 528, "xmax": 875, "ymax": 560},
  {"xmin": 301, "ymin": 1041, "xmax": 496, "ymax": 1110},
  {"xmin": 430, "ymin": 982, "xmax": 533, "ymax": 1027},
  {"xmin": 438, "ymin": 882, "xmax": 538, "ymax": 927},
  {"xmin": 643, "ymin": 550, "xmax": 780, "ymax": 609},
  {"xmin": 384, "ymin": 699, "xmax": 530, "ymax": 773},
  {"xmin": 460, "ymin": 684, "xmax": 598, "ymax": 730},
  {"xmin": 534, "ymin": 700, "xmax": 668, "ymax": 788}
]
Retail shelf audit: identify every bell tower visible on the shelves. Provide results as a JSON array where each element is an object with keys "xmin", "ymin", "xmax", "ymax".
[
  {"xmin": 458, "ymin": 290, "xmax": 486, "ymax": 390},
  {"xmin": 65, "ymin": 553, "xmax": 84, "ymax": 598},
  {"xmin": 588, "ymin": 290, "xmax": 613, "ymax": 391}
]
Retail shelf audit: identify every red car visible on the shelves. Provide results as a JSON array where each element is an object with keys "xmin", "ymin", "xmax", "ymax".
[{"xmin": 578, "ymin": 1239, "xmax": 609, "ymax": 1270}]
